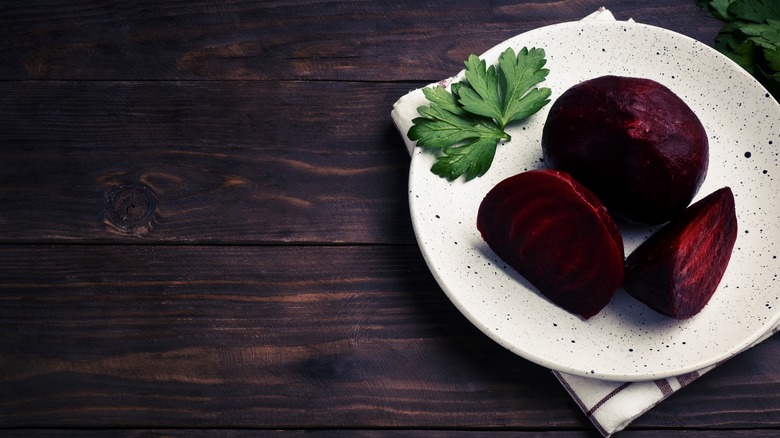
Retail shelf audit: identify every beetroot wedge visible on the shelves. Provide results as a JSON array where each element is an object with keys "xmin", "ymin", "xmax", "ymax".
[
  {"xmin": 477, "ymin": 169, "xmax": 624, "ymax": 319},
  {"xmin": 623, "ymin": 187, "xmax": 738, "ymax": 319}
]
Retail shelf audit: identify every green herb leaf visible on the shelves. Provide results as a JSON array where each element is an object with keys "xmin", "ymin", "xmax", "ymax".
[
  {"xmin": 408, "ymin": 47, "xmax": 551, "ymax": 181},
  {"xmin": 458, "ymin": 55, "xmax": 504, "ymax": 123},
  {"xmin": 497, "ymin": 47, "xmax": 552, "ymax": 126},
  {"xmin": 765, "ymin": 45, "xmax": 780, "ymax": 71},
  {"xmin": 408, "ymin": 110, "xmax": 498, "ymax": 150},
  {"xmin": 408, "ymin": 86, "xmax": 498, "ymax": 148},
  {"xmin": 430, "ymin": 136, "xmax": 501, "ymax": 181},
  {"xmin": 728, "ymin": 0, "xmax": 780, "ymax": 24},
  {"xmin": 701, "ymin": 0, "xmax": 737, "ymax": 21},
  {"xmin": 702, "ymin": 0, "xmax": 780, "ymax": 101}
]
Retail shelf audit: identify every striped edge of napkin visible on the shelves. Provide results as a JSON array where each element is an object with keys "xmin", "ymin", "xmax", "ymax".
[
  {"xmin": 390, "ymin": 7, "xmax": 779, "ymax": 436},
  {"xmin": 553, "ymin": 324, "xmax": 779, "ymax": 436}
]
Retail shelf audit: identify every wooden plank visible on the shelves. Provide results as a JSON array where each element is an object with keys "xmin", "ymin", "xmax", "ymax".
[
  {"xmin": 636, "ymin": 342, "xmax": 780, "ymax": 429},
  {"xmin": 0, "ymin": 431, "xmax": 598, "ymax": 438},
  {"xmin": 0, "ymin": 245, "xmax": 777, "ymax": 429},
  {"xmin": 0, "ymin": 80, "xmax": 418, "ymax": 244},
  {"xmin": 0, "ymin": 0, "xmax": 722, "ymax": 81},
  {"xmin": 4, "ymin": 430, "xmax": 780, "ymax": 438},
  {"xmin": 0, "ymin": 245, "xmax": 581, "ymax": 429}
]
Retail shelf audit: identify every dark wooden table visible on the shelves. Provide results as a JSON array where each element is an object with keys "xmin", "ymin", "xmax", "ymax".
[{"xmin": 1, "ymin": 1, "xmax": 777, "ymax": 436}]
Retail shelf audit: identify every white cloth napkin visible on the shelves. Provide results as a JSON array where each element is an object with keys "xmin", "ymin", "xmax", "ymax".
[{"xmin": 391, "ymin": 7, "xmax": 779, "ymax": 436}]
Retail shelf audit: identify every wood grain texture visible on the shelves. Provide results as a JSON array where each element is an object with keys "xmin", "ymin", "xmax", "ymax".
[
  {"xmin": 0, "ymin": 80, "xmax": 416, "ymax": 244},
  {"xmin": 1, "ymin": 0, "xmax": 722, "ymax": 81},
  {"xmin": 0, "ymin": 245, "xmax": 777, "ymax": 430},
  {"xmin": 1, "ymin": 0, "xmax": 777, "ymax": 435},
  {"xmin": 0, "ymin": 245, "xmax": 578, "ymax": 429},
  {"xmin": 2, "ymin": 432, "xmax": 780, "ymax": 438}
]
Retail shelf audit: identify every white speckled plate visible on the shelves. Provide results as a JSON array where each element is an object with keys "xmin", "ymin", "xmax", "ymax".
[{"xmin": 408, "ymin": 20, "xmax": 780, "ymax": 381}]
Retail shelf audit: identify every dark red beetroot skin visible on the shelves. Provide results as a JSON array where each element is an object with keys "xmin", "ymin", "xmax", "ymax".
[
  {"xmin": 541, "ymin": 75, "xmax": 709, "ymax": 225},
  {"xmin": 477, "ymin": 169, "xmax": 624, "ymax": 319},
  {"xmin": 623, "ymin": 187, "xmax": 738, "ymax": 319}
]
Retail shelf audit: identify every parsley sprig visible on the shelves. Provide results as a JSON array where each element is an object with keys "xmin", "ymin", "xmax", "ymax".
[
  {"xmin": 699, "ymin": 0, "xmax": 780, "ymax": 100},
  {"xmin": 408, "ymin": 47, "xmax": 551, "ymax": 181}
]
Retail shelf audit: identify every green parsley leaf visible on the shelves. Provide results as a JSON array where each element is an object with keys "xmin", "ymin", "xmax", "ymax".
[
  {"xmin": 701, "ymin": 0, "xmax": 780, "ymax": 101},
  {"xmin": 729, "ymin": 0, "xmax": 780, "ymax": 24},
  {"xmin": 765, "ymin": 44, "xmax": 780, "ymax": 71},
  {"xmin": 408, "ymin": 47, "xmax": 551, "ymax": 181},
  {"xmin": 430, "ymin": 136, "xmax": 501, "ymax": 181},
  {"xmin": 497, "ymin": 47, "xmax": 552, "ymax": 126},
  {"xmin": 699, "ymin": 0, "xmax": 736, "ymax": 21},
  {"xmin": 458, "ymin": 55, "xmax": 504, "ymax": 123},
  {"xmin": 408, "ymin": 86, "xmax": 501, "ymax": 148}
]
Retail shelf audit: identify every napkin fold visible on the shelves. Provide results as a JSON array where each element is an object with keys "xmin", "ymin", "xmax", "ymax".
[{"xmin": 391, "ymin": 7, "xmax": 779, "ymax": 436}]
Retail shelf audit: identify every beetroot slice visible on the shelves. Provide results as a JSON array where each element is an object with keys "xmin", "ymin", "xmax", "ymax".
[
  {"xmin": 623, "ymin": 187, "xmax": 738, "ymax": 319},
  {"xmin": 477, "ymin": 169, "xmax": 624, "ymax": 319}
]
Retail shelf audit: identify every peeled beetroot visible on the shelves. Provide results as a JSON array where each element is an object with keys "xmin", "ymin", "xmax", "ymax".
[
  {"xmin": 623, "ymin": 187, "xmax": 738, "ymax": 319},
  {"xmin": 541, "ymin": 75, "xmax": 709, "ymax": 225},
  {"xmin": 477, "ymin": 169, "xmax": 624, "ymax": 319}
]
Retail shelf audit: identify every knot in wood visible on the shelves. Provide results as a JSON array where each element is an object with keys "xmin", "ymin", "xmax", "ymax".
[{"xmin": 105, "ymin": 183, "xmax": 157, "ymax": 231}]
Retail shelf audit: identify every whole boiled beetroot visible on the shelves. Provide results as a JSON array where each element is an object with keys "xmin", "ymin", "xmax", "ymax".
[
  {"xmin": 477, "ymin": 169, "xmax": 624, "ymax": 319},
  {"xmin": 541, "ymin": 75, "xmax": 708, "ymax": 225}
]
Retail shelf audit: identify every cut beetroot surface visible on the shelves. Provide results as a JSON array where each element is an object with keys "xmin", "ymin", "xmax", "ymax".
[
  {"xmin": 477, "ymin": 169, "xmax": 624, "ymax": 319},
  {"xmin": 623, "ymin": 187, "xmax": 738, "ymax": 319},
  {"xmin": 542, "ymin": 75, "xmax": 709, "ymax": 225}
]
